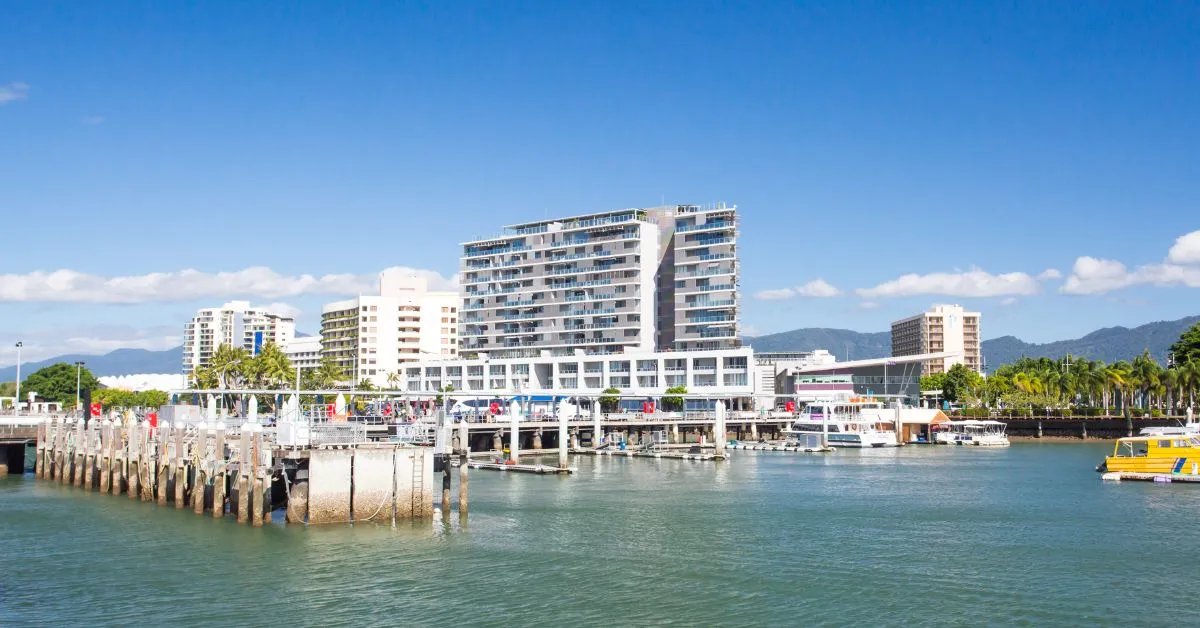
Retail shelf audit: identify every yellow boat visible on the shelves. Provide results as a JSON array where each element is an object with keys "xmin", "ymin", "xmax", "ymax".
[{"xmin": 1100, "ymin": 435, "xmax": 1200, "ymax": 475}]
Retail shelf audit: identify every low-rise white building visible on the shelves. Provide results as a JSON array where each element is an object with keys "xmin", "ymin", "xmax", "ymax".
[
  {"xmin": 401, "ymin": 346, "xmax": 756, "ymax": 400},
  {"xmin": 284, "ymin": 336, "xmax": 322, "ymax": 372}
]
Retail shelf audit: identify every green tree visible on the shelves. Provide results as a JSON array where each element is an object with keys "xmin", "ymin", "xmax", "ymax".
[
  {"xmin": 942, "ymin": 364, "xmax": 984, "ymax": 403},
  {"xmin": 21, "ymin": 363, "xmax": 100, "ymax": 406},
  {"xmin": 1170, "ymin": 322, "xmax": 1200, "ymax": 366},
  {"xmin": 599, "ymin": 387, "xmax": 620, "ymax": 413},
  {"xmin": 253, "ymin": 342, "xmax": 295, "ymax": 389},
  {"xmin": 0, "ymin": 381, "xmax": 15, "ymax": 398},
  {"xmin": 919, "ymin": 372, "xmax": 947, "ymax": 393},
  {"xmin": 209, "ymin": 344, "xmax": 251, "ymax": 389},
  {"xmin": 312, "ymin": 357, "xmax": 347, "ymax": 389},
  {"xmin": 661, "ymin": 385, "xmax": 687, "ymax": 412},
  {"xmin": 434, "ymin": 384, "xmax": 453, "ymax": 405}
]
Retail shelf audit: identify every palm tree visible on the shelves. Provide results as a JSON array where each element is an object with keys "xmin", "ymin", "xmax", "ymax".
[
  {"xmin": 386, "ymin": 370, "xmax": 402, "ymax": 390},
  {"xmin": 209, "ymin": 344, "xmax": 251, "ymax": 390},
  {"xmin": 313, "ymin": 357, "xmax": 346, "ymax": 389},
  {"xmin": 1102, "ymin": 363, "xmax": 1128, "ymax": 416},
  {"xmin": 1131, "ymin": 351, "xmax": 1162, "ymax": 411},
  {"xmin": 256, "ymin": 342, "xmax": 295, "ymax": 389}
]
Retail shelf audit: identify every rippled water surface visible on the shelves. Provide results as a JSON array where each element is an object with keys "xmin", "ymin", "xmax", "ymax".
[{"xmin": 3, "ymin": 443, "xmax": 1198, "ymax": 626}]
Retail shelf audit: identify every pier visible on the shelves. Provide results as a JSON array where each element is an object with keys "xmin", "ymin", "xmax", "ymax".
[{"xmin": 30, "ymin": 413, "xmax": 441, "ymax": 526}]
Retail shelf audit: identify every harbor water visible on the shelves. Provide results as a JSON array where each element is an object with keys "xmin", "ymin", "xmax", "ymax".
[{"xmin": 3, "ymin": 442, "xmax": 1198, "ymax": 626}]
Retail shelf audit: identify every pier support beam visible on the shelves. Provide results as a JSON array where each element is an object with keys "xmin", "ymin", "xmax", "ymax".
[
  {"xmin": 509, "ymin": 401, "xmax": 521, "ymax": 464},
  {"xmin": 458, "ymin": 416, "xmax": 470, "ymax": 524},
  {"xmin": 286, "ymin": 481, "xmax": 308, "ymax": 524},
  {"xmin": 714, "ymin": 401, "xmax": 727, "ymax": 460},
  {"xmin": 558, "ymin": 412, "xmax": 568, "ymax": 470}
]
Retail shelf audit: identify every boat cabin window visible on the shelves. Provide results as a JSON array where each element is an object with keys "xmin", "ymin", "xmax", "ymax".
[
  {"xmin": 1159, "ymin": 440, "xmax": 1172, "ymax": 449},
  {"xmin": 1116, "ymin": 441, "xmax": 1149, "ymax": 457}
]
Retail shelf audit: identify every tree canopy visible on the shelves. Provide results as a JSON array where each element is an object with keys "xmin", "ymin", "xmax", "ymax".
[
  {"xmin": 661, "ymin": 385, "xmax": 687, "ymax": 411},
  {"xmin": 1170, "ymin": 322, "xmax": 1200, "ymax": 366},
  {"xmin": 20, "ymin": 362, "xmax": 100, "ymax": 406}
]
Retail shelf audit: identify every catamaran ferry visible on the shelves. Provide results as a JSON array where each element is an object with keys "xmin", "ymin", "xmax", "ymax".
[{"xmin": 783, "ymin": 399, "xmax": 899, "ymax": 448}]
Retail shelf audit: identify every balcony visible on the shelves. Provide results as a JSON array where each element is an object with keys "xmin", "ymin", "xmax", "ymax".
[{"xmin": 675, "ymin": 220, "xmax": 735, "ymax": 233}]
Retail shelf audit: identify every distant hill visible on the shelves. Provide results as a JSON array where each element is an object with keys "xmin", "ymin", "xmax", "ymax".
[
  {"xmin": 0, "ymin": 346, "xmax": 182, "ymax": 381},
  {"xmin": 981, "ymin": 315, "xmax": 1200, "ymax": 367},
  {"xmin": 746, "ymin": 328, "xmax": 891, "ymax": 360},
  {"xmin": 746, "ymin": 315, "xmax": 1200, "ymax": 368}
]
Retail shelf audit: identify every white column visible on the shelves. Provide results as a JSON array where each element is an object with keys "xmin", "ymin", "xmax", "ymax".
[
  {"xmin": 509, "ymin": 400, "xmax": 521, "ymax": 464},
  {"xmin": 714, "ymin": 400, "xmax": 727, "ymax": 458},
  {"xmin": 592, "ymin": 400, "xmax": 603, "ymax": 448},
  {"xmin": 558, "ymin": 409, "xmax": 569, "ymax": 469}
]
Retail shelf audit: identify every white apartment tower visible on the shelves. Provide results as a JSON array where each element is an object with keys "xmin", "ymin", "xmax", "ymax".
[
  {"xmin": 321, "ymin": 270, "xmax": 458, "ymax": 387},
  {"xmin": 891, "ymin": 304, "xmax": 982, "ymax": 374},
  {"xmin": 459, "ymin": 204, "xmax": 740, "ymax": 360},
  {"xmin": 182, "ymin": 301, "xmax": 296, "ymax": 376}
]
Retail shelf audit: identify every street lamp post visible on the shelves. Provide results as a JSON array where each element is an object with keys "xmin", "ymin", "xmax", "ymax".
[
  {"xmin": 14, "ymin": 341, "xmax": 22, "ymax": 417},
  {"xmin": 75, "ymin": 361, "xmax": 86, "ymax": 417}
]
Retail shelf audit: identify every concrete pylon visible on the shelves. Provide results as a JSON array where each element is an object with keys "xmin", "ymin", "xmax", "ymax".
[
  {"xmin": 592, "ymin": 401, "xmax": 603, "ymax": 448},
  {"xmin": 714, "ymin": 401, "xmax": 727, "ymax": 459},
  {"xmin": 509, "ymin": 401, "xmax": 521, "ymax": 464},
  {"xmin": 558, "ymin": 408, "xmax": 569, "ymax": 469}
]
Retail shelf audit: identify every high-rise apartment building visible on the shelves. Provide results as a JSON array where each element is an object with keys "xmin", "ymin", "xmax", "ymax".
[
  {"xmin": 182, "ymin": 301, "xmax": 296, "ymax": 377},
  {"xmin": 459, "ymin": 203, "xmax": 740, "ymax": 359},
  {"xmin": 320, "ymin": 269, "xmax": 458, "ymax": 387},
  {"xmin": 890, "ymin": 304, "xmax": 981, "ymax": 374}
]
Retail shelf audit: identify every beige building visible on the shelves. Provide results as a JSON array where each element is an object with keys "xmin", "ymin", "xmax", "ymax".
[
  {"xmin": 321, "ymin": 270, "xmax": 458, "ymax": 387},
  {"xmin": 891, "ymin": 304, "xmax": 981, "ymax": 374}
]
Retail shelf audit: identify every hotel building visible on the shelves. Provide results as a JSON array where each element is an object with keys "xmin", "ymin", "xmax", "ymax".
[
  {"xmin": 182, "ymin": 301, "xmax": 295, "ymax": 378},
  {"xmin": 320, "ymin": 269, "xmax": 459, "ymax": 387},
  {"xmin": 890, "ymin": 304, "xmax": 982, "ymax": 374}
]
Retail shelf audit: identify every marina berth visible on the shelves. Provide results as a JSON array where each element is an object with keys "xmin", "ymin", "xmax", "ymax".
[{"xmin": 783, "ymin": 399, "xmax": 899, "ymax": 449}]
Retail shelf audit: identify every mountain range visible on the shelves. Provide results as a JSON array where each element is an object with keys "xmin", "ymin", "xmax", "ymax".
[
  {"xmin": 747, "ymin": 315, "xmax": 1199, "ymax": 368},
  {"xmin": 0, "ymin": 347, "xmax": 182, "ymax": 381},
  {"xmin": 1, "ymin": 315, "xmax": 1196, "ymax": 381}
]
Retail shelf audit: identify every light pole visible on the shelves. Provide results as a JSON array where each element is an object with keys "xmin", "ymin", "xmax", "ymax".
[
  {"xmin": 75, "ymin": 361, "xmax": 86, "ymax": 417},
  {"xmin": 14, "ymin": 341, "xmax": 22, "ymax": 417}
]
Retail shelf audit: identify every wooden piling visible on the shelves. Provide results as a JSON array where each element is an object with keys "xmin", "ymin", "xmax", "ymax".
[
  {"xmin": 112, "ymin": 454, "xmax": 124, "ymax": 496},
  {"xmin": 236, "ymin": 475, "xmax": 249, "ymax": 524},
  {"xmin": 34, "ymin": 422, "xmax": 44, "ymax": 479},
  {"xmin": 157, "ymin": 424, "xmax": 170, "ymax": 505},
  {"xmin": 212, "ymin": 468, "xmax": 226, "ymax": 519},
  {"xmin": 174, "ymin": 464, "xmax": 186, "ymax": 508}
]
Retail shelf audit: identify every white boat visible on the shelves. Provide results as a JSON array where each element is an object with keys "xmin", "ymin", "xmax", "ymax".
[
  {"xmin": 783, "ymin": 400, "xmax": 899, "ymax": 448},
  {"xmin": 939, "ymin": 420, "xmax": 1010, "ymax": 447}
]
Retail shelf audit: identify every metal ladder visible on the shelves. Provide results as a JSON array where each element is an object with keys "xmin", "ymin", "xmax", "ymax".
[{"xmin": 410, "ymin": 452, "xmax": 424, "ymax": 516}]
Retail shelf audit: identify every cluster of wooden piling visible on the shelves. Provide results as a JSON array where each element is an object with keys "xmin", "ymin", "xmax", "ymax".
[
  {"xmin": 34, "ymin": 418, "xmax": 276, "ymax": 526},
  {"xmin": 33, "ymin": 417, "xmax": 441, "ymax": 527}
]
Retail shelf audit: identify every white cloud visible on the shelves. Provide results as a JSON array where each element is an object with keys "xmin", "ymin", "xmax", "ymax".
[
  {"xmin": 0, "ymin": 266, "xmax": 457, "ymax": 304},
  {"xmin": 81, "ymin": 115, "xmax": 105, "ymax": 125},
  {"xmin": 0, "ymin": 325, "xmax": 182, "ymax": 366},
  {"xmin": 795, "ymin": 279, "xmax": 841, "ymax": 298},
  {"xmin": 856, "ymin": 268, "xmax": 1040, "ymax": 298},
  {"xmin": 753, "ymin": 288, "xmax": 796, "ymax": 300},
  {"xmin": 264, "ymin": 302, "xmax": 302, "ymax": 319},
  {"xmin": 858, "ymin": 301, "xmax": 880, "ymax": 310},
  {"xmin": 1061, "ymin": 256, "xmax": 1200, "ymax": 295},
  {"xmin": 1037, "ymin": 268, "xmax": 1062, "ymax": 281},
  {"xmin": 0, "ymin": 82, "xmax": 29, "ymax": 104},
  {"xmin": 754, "ymin": 279, "xmax": 841, "ymax": 301},
  {"xmin": 1167, "ymin": 230, "xmax": 1200, "ymax": 265}
]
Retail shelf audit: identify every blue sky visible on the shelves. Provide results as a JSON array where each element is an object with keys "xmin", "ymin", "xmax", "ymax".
[{"xmin": 2, "ymin": 1, "xmax": 1198, "ymax": 365}]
